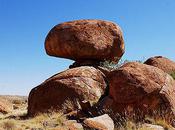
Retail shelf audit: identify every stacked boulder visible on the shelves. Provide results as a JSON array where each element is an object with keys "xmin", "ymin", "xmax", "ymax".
[
  {"xmin": 28, "ymin": 19, "xmax": 175, "ymax": 119},
  {"xmin": 28, "ymin": 19, "xmax": 125, "ymax": 116},
  {"xmin": 45, "ymin": 19, "xmax": 125, "ymax": 63}
]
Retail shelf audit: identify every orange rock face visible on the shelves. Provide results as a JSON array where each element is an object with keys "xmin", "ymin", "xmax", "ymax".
[
  {"xmin": 28, "ymin": 66, "xmax": 107, "ymax": 116},
  {"xmin": 144, "ymin": 56, "xmax": 175, "ymax": 74},
  {"xmin": 106, "ymin": 62, "xmax": 175, "ymax": 114},
  {"xmin": 45, "ymin": 19, "xmax": 125, "ymax": 62}
]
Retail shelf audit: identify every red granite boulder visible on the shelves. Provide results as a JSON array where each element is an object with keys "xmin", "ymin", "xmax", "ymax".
[
  {"xmin": 45, "ymin": 19, "xmax": 125, "ymax": 62},
  {"xmin": 103, "ymin": 62, "xmax": 175, "ymax": 115},
  {"xmin": 28, "ymin": 66, "xmax": 107, "ymax": 116},
  {"xmin": 144, "ymin": 56, "xmax": 175, "ymax": 74}
]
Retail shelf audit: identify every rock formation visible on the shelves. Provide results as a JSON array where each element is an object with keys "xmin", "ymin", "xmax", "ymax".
[
  {"xmin": 28, "ymin": 19, "xmax": 125, "ymax": 116},
  {"xmin": 28, "ymin": 19, "xmax": 175, "ymax": 128},
  {"xmin": 45, "ymin": 19, "xmax": 125, "ymax": 63},
  {"xmin": 103, "ymin": 62, "xmax": 175, "ymax": 115},
  {"xmin": 28, "ymin": 66, "xmax": 107, "ymax": 116},
  {"xmin": 144, "ymin": 56, "xmax": 175, "ymax": 74}
]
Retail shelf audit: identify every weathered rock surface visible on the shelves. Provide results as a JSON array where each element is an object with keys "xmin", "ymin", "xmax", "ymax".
[
  {"xmin": 84, "ymin": 114, "xmax": 114, "ymax": 130},
  {"xmin": 45, "ymin": 19, "xmax": 125, "ymax": 62},
  {"xmin": 144, "ymin": 56, "xmax": 175, "ymax": 74},
  {"xmin": 28, "ymin": 66, "xmax": 107, "ymax": 116},
  {"xmin": 104, "ymin": 62, "xmax": 175, "ymax": 115}
]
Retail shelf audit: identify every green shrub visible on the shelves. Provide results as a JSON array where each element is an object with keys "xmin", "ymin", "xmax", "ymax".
[
  {"xmin": 100, "ymin": 59, "xmax": 143, "ymax": 70},
  {"xmin": 100, "ymin": 59, "xmax": 129, "ymax": 70}
]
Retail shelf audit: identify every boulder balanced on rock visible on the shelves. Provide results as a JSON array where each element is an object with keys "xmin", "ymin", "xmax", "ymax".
[
  {"xmin": 28, "ymin": 19, "xmax": 125, "ymax": 116},
  {"xmin": 29, "ymin": 19, "xmax": 175, "ymax": 122},
  {"xmin": 45, "ymin": 19, "xmax": 125, "ymax": 63}
]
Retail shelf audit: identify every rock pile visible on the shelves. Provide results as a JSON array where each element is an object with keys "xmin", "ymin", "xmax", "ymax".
[
  {"xmin": 28, "ymin": 19, "xmax": 175, "ymax": 124},
  {"xmin": 28, "ymin": 19, "xmax": 125, "ymax": 116}
]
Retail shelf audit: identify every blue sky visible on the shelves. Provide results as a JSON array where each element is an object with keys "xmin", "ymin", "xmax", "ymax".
[{"xmin": 0, "ymin": 0, "xmax": 175, "ymax": 95}]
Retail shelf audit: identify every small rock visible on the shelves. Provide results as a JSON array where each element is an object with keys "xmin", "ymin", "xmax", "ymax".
[
  {"xmin": 84, "ymin": 114, "xmax": 114, "ymax": 130},
  {"xmin": 141, "ymin": 123, "xmax": 164, "ymax": 130},
  {"xmin": 64, "ymin": 120, "xmax": 83, "ymax": 130}
]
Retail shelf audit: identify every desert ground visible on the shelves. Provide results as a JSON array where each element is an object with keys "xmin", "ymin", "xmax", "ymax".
[{"xmin": 0, "ymin": 95, "xmax": 174, "ymax": 130}]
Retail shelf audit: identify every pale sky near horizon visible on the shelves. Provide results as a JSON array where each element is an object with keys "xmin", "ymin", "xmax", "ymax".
[{"xmin": 0, "ymin": 0, "xmax": 175, "ymax": 95}]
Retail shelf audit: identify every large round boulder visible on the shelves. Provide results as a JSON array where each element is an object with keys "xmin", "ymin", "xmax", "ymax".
[
  {"xmin": 103, "ymin": 62, "xmax": 175, "ymax": 115},
  {"xmin": 144, "ymin": 56, "xmax": 175, "ymax": 74},
  {"xmin": 45, "ymin": 19, "xmax": 125, "ymax": 62},
  {"xmin": 28, "ymin": 66, "xmax": 107, "ymax": 116}
]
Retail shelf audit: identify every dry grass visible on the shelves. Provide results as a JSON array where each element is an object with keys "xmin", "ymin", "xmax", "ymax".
[
  {"xmin": 1, "ymin": 120, "xmax": 16, "ymax": 130},
  {"xmin": 0, "ymin": 96, "xmax": 174, "ymax": 130},
  {"xmin": 96, "ymin": 108, "xmax": 174, "ymax": 130},
  {"xmin": 0, "ymin": 96, "xmax": 68, "ymax": 130},
  {"xmin": 0, "ymin": 111, "xmax": 68, "ymax": 130}
]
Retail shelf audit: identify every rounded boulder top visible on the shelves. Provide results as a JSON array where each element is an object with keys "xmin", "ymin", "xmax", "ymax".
[
  {"xmin": 144, "ymin": 56, "xmax": 175, "ymax": 74},
  {"xmin": 45, "ymin": 19, "xmax": 125, "ymax": 62}
]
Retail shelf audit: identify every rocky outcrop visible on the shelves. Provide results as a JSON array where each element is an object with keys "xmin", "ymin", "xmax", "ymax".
[
  {"xmin": 28, "ymin": 18, "xmax": 175, "ymax": 129},
  {"xmin": 45, "ymin": 19, "xmax": 125, "ymax": 62},
  {"xmin": 144, "ymin": 56, "xmax": 175, "ymax": 74},
  {"xmin": 104, "ymin": 62, "xmax": 175, "ymax": 115},
  {"xmin": 28, "ymin": 66, "xmax": 107, "ymax": 116},
  {"xmin": 84, "ymin": 114, "xmax": 114, "ymax": 130}
]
